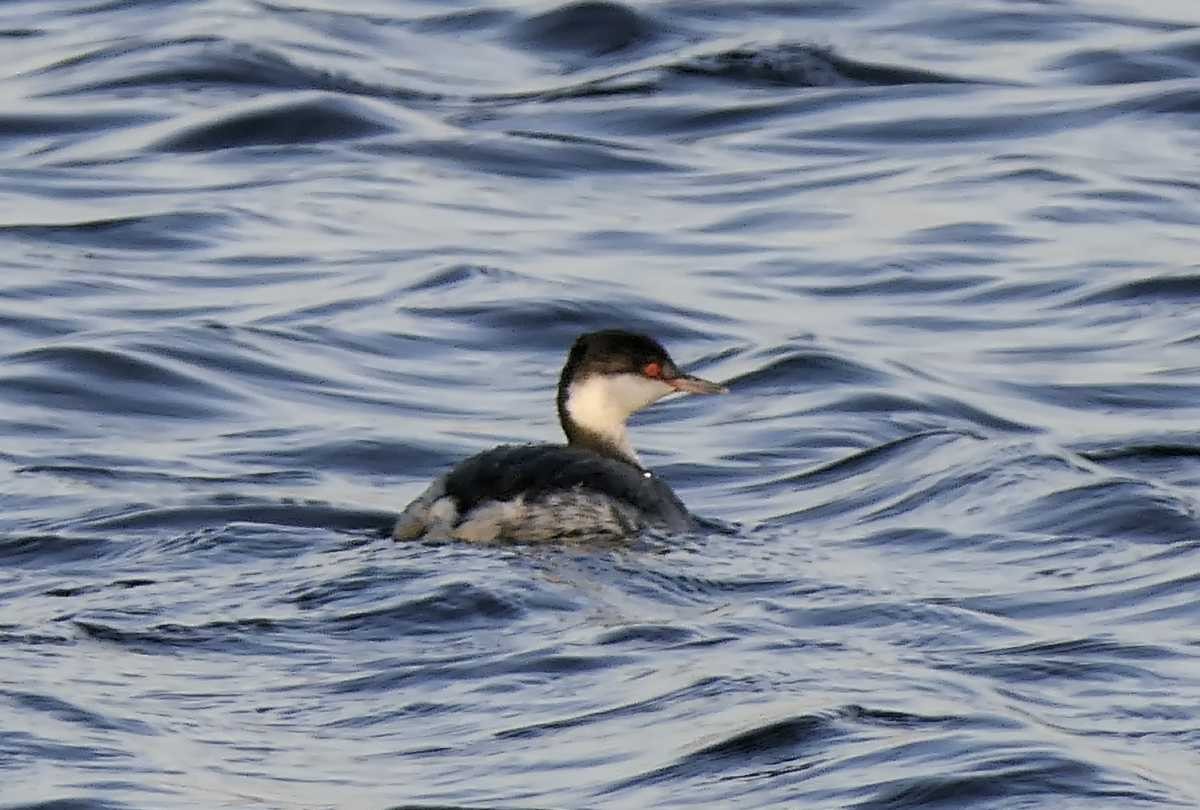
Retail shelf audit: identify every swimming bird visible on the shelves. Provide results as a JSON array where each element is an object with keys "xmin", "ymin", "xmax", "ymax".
[{"xmin": 393, "ymin": 330, "xmax": 726, "ymax": 542}]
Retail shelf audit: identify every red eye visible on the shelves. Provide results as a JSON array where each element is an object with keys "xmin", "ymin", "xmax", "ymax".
[{"xmin": 643, "ymin": 362, "xmax": 662, "ymax": 378}]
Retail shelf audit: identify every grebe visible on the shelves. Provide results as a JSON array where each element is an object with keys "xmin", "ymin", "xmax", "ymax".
[{"xmin": 393, "ymin": 330, "xmax": 726, "ymax": 542}]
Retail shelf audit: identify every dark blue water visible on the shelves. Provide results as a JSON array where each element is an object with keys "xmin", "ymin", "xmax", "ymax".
[{"xmin": 4, "ymin": 0, "xmax": 1200, "ymax": 807}]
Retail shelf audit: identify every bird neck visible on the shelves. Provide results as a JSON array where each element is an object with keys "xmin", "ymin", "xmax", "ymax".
[{"xmin": 556, "ymin": 373, "xmax": 649, "ymax": 467}]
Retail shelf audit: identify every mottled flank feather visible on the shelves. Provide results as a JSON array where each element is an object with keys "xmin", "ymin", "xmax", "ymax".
[
  {"xmin": 393, "ymin": 443, "xmax": 694, "ymax": 542},
  {"xmin": 391, "ymin": 478, "xmax": 451, "ymax": 541}
]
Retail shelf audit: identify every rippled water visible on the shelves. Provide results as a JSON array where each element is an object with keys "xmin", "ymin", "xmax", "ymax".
[{"xmin": 4, "ymin": 0, "xmax": 1200, "ymax": 807}]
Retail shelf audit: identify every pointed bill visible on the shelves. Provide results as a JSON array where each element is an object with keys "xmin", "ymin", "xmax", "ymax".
[{"xmin": 666, "ymin": 373, "xmax": 727, "ymax": 395}]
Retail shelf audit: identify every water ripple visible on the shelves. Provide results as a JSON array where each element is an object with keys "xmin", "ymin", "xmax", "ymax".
[{"xmin": 4, "ymin": 0, "xmax": 1200, "ymax": 806}]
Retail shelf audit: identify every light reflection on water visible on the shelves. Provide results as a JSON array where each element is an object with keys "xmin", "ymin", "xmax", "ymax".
[{"xmin": 2, "ymin": 0, "xmax": 1200, "ymax": 807}]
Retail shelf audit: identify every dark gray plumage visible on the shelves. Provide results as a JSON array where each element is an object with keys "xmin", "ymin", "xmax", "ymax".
[
  {"xmin": 438, "ymin": 443, "xmax": 692, "ymax": 529},
  {"xmin": 393, "ymin": 330, "xmax": 725, "ymax": 543}
]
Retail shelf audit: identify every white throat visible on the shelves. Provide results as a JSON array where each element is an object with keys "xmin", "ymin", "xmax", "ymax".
[{"xmin": 565, "ymin": 372, "xmax": 674, "ymax": 465}]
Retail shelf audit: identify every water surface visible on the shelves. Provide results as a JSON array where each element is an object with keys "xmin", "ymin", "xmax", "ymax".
[{"xmin": 3, "ymin": 0, "xmax": 1200, "ymax": 807}]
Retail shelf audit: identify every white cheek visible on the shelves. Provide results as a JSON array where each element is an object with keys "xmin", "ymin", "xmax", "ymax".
[
  {"xmin": 566, "ymin": 374, "xmax": 672, "ymax": 433},
  {"xmin": 604, "ymin": 373, "xmax": 674, "ymax": 415}
]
